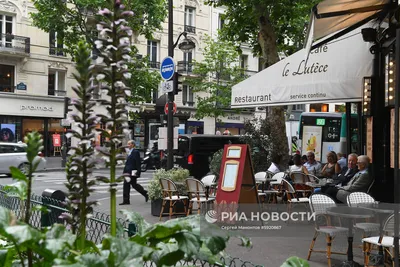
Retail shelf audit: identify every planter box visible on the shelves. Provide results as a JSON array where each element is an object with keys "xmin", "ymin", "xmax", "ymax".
[{"xmin": 151, "ymin": 198, "xmax": 189, "ymax": 217}]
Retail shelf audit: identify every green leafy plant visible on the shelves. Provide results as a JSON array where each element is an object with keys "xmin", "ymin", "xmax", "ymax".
[
  {"xmin": 281, "ymin": 256, "xmax": 309, "ymax": 267},
  {"xmin": 148, "ymin": 168, "xmax": 190, "ymax": 201},
  {"xmin": 209, "ymin": 149, "xmax": 223, "ymax": 178},
  {"xmin": 94, "ymin": 0, "xmax": 133, "ymax": 236}
]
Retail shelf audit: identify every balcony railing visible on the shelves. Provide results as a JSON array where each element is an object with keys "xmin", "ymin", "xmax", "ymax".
[
  {"xmin": 183, "ymin": 101, "xmax": 195, "ymax": 107},
  {"xmin": 0, "ymin": 34, "xmax": 30, "ymax": 54},
  {"xmin": 48, "ymin": 89, "xmax": 66, "ymax": 96},
  {"xmin": 177, "ymin": 61, "xmax": 193, "ymax": 74},
  {"xmin": 149, "ymin": 61, "xmax": 160, "ymax": 69},
  {"xmin": 49, "ymin": 46, "xmax": 65, "ymax": 56},
  {"xmin": 0, "ymin": 85, "xmax": 15, "ymax": 93},
  {"xmin": 184, "ymin": 25, "xmax": 196, "ymax": 34}
]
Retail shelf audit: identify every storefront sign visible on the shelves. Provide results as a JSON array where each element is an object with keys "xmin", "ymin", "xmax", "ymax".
[
  {"xmin": 53, "ymin": 134, "xmax": 61, "ymax": 147},
  {"xmin": 227, "ymin": 115, "xmax": 240, "ymax": 121},
  {"xmin": 20, "ymin": 105, "xmax": 53, "ymax": 111}
]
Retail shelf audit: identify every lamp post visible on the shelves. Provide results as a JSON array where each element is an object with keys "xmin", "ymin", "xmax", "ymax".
[{"xmin": 167, "ymin": 0, "xmax": 195, "ymax": 170}]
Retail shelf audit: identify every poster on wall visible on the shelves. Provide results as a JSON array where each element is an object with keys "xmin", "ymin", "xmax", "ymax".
[
  {"xmin": 53, "ymin": 134, "xmax": 61, "ymax": 147},
  {"xmin": 301, "ymin": 126, "xmax": 322, "ymax": 161},
  {"xmin": 0, "ymin": 124, "xmax": 16, "ymax": 142}
]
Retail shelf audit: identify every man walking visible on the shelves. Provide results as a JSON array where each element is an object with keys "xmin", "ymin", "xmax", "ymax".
[{"xmin": 120, "ymin": 140, "xmax": 148, "ymax": 205}]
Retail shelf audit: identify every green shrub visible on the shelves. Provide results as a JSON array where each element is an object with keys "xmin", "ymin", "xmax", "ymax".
[
  {"xmin": 148, "ymin": 168, "xmax": 190, "ymax": 200},
  {"xmin": 209, "ymin": 149, "xmax": 223, "ymax": 178}
]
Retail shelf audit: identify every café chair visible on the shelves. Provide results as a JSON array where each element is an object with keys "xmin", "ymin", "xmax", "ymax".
[
  {"xmin": 307, "ymin": 194, "xmax": 348, "ymax": 267},
  {"xmin": 362, "ymin": 213, "xmax": 397, "ymax": 266},
  {"xmin": 201, "ymin": 174, "xmax": 217, "ymax": 197},
  {"xmin": 159, "ymin": 178, "xmax": 189, "ymax": 221},
  {"xmin": 186, "ymin": 178, "xmax": 215, "ymax": 216},
  {"xmin": 268, "ymin": 172, "xmax": 286, "ymax": 203},
  {"xmin": 290, "ymin": 171, "xmax": 313, "ymax": 197},
  {"xmin": 347, "ymin": 192, "xmax": 380, "ymax": 238},
  {"xmin": 281, "ymin": 179, "xmax": 309, "ymax": 214}
]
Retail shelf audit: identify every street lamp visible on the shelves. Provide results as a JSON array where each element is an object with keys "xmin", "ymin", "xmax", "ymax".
[{"xmin": 167, "ymin": 0, "xmax": 195, "ymax": 170}]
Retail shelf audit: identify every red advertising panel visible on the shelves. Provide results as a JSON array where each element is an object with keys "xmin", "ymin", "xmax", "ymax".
[
  {"xmin": 215, "ymin": 144, "xmax": 258, "ymax": 205},
  {"xmin": 53, "ymin": 134, "xmax": 61, "ymax": 147}
]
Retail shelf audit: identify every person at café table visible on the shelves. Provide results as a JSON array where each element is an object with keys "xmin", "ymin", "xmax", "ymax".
[
  {"xmin": 320, "ymin": 151, "xmax": 341, "ymax": 178},
  {"xmin": 314, "ymin": 153, "xmax": 359, "ymax": 193},
  {"xmin": 289, "ymin": 154, "xmax": 309, "ymax": 174},
  {"xmin": 325, "ymin": 155, "xmax": 372, "ymax": 203},
  {"xmin": 303, "ymin": 151, "xmax": 322, "ymax": 174}
]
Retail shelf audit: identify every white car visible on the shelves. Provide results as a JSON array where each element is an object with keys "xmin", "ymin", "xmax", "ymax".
[{"xmin": 0, "ymin": 142, "xmax": 46, "ymax": 175}]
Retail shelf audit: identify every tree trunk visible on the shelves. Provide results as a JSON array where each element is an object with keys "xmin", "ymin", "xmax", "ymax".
[{"xmin": 258, "ymin": 14, "xmax": 289, "ymax": 168}]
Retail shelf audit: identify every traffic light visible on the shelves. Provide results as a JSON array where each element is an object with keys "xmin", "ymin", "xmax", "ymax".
[
  {"xmin": 173, "ymin": 72, "xmax": 183, "ymax": 95},
  {"xmin": 64, "ymin": 97, "xmax": 73, "ymax": 119}
]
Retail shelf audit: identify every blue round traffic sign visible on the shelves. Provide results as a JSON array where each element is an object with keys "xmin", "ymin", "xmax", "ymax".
[{"xmin": 160, "ymin": 56, "xmax": 175, "ymax": 81}]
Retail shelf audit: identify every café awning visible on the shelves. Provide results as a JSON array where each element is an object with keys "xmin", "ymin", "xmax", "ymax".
[
  {"xmin": 306, "ymin": 0, "xmax": 393, "ymax": 50},
  {"xmin": 231, "ymin": 25, "xmax": 375, "ymax": 108}
]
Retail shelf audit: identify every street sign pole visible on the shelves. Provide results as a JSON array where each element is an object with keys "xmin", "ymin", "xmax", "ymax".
[{"xmin": 167, "ymin": 0, "xmax": 174, "ymax": 170}]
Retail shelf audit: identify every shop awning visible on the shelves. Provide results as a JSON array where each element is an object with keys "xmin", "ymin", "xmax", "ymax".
[
  {"xmin": 231, "ymin": 25, "xmax": 374, "ymax": 108},
  {"xmin": 306, "ymin": 0, "xmax": 393, "ymax": 50}
]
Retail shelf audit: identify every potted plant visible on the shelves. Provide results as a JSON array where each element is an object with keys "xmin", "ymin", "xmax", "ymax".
[{"xmin": 148, "ymin": 167, "xmax": 190, "ymax": 216}]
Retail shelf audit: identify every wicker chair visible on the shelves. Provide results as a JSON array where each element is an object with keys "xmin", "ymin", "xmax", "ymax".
[
  {"xmin": 307, "ymin": 194, "xmax": 348, "ymax": 267},
  {"xmin": 290, "ymin": 171, "xmax": 313, "ymax": 197},
  {"xmin": 186, "ymin": 178, "xmax": 215, "ymax": 215},
  {"xmin": 201, "ymin": 174, "xmax": 217, "ymax": 197},
  {"xmin": 281, "ymin": 179, "xmax": 309, "ymax": 214},
  {"xmin": 347, "ymin": 192, "xmax": 380, "ymax": 237},
  {"xmin": 362, "ymin": 213, "xmax": 398, "ymax": 266},
  {"xmin": 159, "ymin": 178, "xmax": 189, "ymax": 221}
]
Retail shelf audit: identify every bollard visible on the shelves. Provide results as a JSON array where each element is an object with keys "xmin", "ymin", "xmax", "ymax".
[
  {"xmin": 41, "ymin": 189, "xmax": 66, "ymax": 228},
  {"xmin": 128, "ymin": 222, "xmax": 137, "ymax": 237}
]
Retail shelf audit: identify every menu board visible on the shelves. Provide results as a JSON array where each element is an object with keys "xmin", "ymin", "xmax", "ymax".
[{"xmin": 221, "ymin": 161, "xmax": 239, "ymax": 191}]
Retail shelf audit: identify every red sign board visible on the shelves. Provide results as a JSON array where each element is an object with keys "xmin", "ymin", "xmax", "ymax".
[
  {"xmin": 164, "ymin": 102, "xmax": 177, "ymax": 115},
  {"xmin": 215, "ymin": 144, "xmax": 258, "ymax": 205},
  {"xmin": 53, "ymin": 134, "xmax": 61, "ymax": 147}
]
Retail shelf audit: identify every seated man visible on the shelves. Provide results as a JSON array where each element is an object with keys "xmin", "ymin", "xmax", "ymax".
[
  {"xmin": 325, "ymin": 155, "xmax": 372, "ymax": 203},
  {"xmin": 303, "ymin": 151, "xmax": 322, "ymax": 174},
  {"xmin": 314, "ymin": 153, "xmax": 358, "ymax": 193}
]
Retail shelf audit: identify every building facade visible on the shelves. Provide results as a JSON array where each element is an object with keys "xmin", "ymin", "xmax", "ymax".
[{"xmin": 0, "ymin": 0, "xmax": 75, "ymax": 156}]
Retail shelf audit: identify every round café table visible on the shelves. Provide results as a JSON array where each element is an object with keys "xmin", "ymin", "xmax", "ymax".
[{"xmin": 327, "ymin": 206, "xmax": 375, "ymax": 267}]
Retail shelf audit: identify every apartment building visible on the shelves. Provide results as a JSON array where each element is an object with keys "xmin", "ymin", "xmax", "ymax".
[
  {"xmin": 130, "ymin": 1, "xmax": 260, "ymax": 150},
  {"xmin": 0, "ymin": 0, "xmax": 75, "ymax": 156}
]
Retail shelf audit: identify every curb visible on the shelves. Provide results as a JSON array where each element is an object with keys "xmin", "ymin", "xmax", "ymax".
[{"xmin": 36, "ymin": 166, "xmax": 124, "ymax": 173}]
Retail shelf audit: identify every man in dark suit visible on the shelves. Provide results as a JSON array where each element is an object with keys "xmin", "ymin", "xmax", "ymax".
[
  {"xmin": 120, "ymin": 140, "xmax": 148, "ymax": 205},
  {"xmin": 336, "ymin": 155, "xmax": 373, "ymax": 203}
]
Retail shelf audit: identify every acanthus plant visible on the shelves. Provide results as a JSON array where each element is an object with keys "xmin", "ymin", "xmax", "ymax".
[
  {"xmin": 94, "ymin": 0, "xmax": 133, "ymax": 236},
  {"xmin": 62, "ymin": 41, "xmax": 100, "ymax": 250}
]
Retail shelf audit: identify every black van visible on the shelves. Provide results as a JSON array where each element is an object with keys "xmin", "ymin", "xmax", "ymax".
[{"xmin": 174, "ymin": 134, "xmax": 243, "ymax": 179}]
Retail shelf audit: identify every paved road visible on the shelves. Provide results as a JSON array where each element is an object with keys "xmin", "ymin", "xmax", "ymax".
[{"xmin": 0, "ymin": 170, "xmax": 366, "ymax": 266}]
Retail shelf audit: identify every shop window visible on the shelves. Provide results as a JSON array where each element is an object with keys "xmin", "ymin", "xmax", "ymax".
[
  {"xmin": 218, "ymin": 14, "xmax": 225, "ymax": 30},
  {"xmin": 49, "ymin": 31, "xmax": 64, "ymax": 56},
  {"xmin": 0, "ymin": 64, "xmax": 15, "ymax": 92},
  {"xmin": 182, "ymin": 85, "xmax": 194, "ymax": 107},
  {"xmin": 310, "ymin": 104, "xmax": 328, "ymax": 112},
  {"xmin": 48, "ymin": 70, "xmax": 66, "ymax": 96},
  {"xmin": 0, "ymin": 117, "xmax": 21, "ymax": 142}
]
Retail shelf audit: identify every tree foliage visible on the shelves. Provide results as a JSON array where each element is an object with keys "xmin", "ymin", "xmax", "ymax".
[
  {"xmin": 186, "ymin": 34, "xmax": 246, "ymax": 120},
  {"xmin": 31, "ymin": 0, "xmax": 167, "ymax": 56}
]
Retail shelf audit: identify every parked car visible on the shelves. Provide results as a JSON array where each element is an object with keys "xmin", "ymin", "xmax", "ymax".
[
  {"xmin": 173, "ymin": 134, "xmax": 243, "ymax": 179},
  {"xmin": 0, "ymin": 142, "xmax": 46, "ymax": 175}
]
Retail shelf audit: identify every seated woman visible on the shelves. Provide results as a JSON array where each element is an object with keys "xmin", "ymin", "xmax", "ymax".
[
  {"xmin": 289, "ymin": 154, "xmax": 309, "ymax": 174},
  {"xmin": 320, "ymin": 151, "xmax": 341, "ymax": 178}
]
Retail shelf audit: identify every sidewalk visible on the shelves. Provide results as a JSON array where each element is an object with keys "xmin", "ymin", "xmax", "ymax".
[{"xmin": 40, "ymin": 156, "xmax": 123, "ymax": 172}]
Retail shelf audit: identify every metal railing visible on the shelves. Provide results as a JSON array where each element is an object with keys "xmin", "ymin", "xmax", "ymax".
[
  {"xmin": 149, "ymin": 61, "xmax": 160, "ymax": 69},
  {"xmin": 177, "ymin": 61, "xmax": 194, "ymax": 74},
  {"xmin": 0, "ymin": 185, "xmax": 262, "ymax": 266},
  {"xmin": 49, "ymin": 46, "xmax": 65, "ymax": 56},
  {"xmin": 184, "ymin": 25, "xmax": 196, "ymax": 34},
  {"xmin": 0, "ymin": 185, "xmax": 135, "ymax": 243},
  {"xmin": 0, "ymin": 34, "xmax": 30, "ymax": 54}
]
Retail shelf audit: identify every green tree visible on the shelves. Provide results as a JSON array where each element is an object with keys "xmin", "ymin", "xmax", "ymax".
[
  {"xmin": 205, "ymin": 0, "xmax": 320, "ymax": 166},
  {"xmin": 31, "ymin": 0, "xmax": 167, "ymax": 56},
  {"xmin": 186, "ymin": 34, "xmax": 246, "ymax": 132}
]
